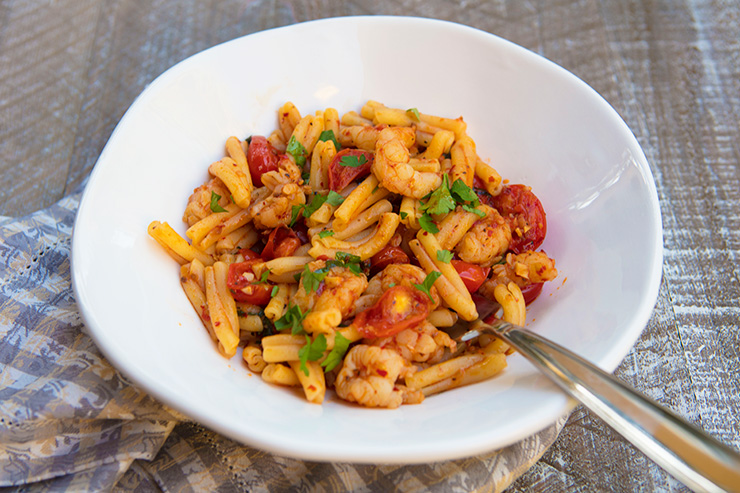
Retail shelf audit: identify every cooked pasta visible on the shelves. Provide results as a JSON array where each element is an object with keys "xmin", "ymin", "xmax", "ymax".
[{"xmin": 148, "ymin": 101, "xmax": 558, "ymax": 408}]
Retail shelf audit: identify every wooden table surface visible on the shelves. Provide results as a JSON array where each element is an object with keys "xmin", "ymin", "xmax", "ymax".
[{"xmin": 2, "ymin": 1, "xmax": 738, "ymax": 491}]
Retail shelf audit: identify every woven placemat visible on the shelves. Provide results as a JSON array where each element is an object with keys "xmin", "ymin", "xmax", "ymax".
[{"xmin": 0, "ymin": 193, "xmax": 566, "ymax": 492}]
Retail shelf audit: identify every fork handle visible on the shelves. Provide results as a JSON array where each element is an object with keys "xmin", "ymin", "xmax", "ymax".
[{"xmin": 489, "ymin": 321, "xmax": 740, "ymax": 493}]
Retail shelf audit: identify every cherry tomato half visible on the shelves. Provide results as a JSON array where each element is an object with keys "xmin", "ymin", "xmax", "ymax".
[
  {"xmin": 451, "ymin": 260, "xmax": 490, "ymax": 293},
  {"xmin": 237, "ymin": 248, "xmax": 261, "ymax": 261},
  {"xmin": 247, "ymin": 136, "xmax": 280, "ymax": 187},
  {"xmin": 226, "ymin": 260, "xmax": 272, "ymax": 305},
  {"xmin": 520, "ymin": 282, "xmax": 544, "ymax": 305},
  {"xmin": 328, "ymin": 149, "xmax": 374, "ymax": 191},
  {"xmin": 261, "ymin": 226, "xmax": 301, "ymax": 260},
  {"xmin": 353, "ymin": 285, "xmax": 431, "ymax": 338},
  {"xmin": 369, "ymin": 246, "xmax": 410, "ymax": 277},
  {"xmin": 484, "ymin": 184, "xmax": 547, "ymax": 254}
]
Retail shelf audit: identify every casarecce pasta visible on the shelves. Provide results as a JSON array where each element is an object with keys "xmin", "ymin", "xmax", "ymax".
[{"xmin": 148, "ymin": 100, "xmax": 558, "ymax": 408}]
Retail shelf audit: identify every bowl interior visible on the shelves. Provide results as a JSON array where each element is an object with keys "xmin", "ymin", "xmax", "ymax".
[{"xmin": 72, "ymin": 16, "xmax": 662, "ymax": 463}]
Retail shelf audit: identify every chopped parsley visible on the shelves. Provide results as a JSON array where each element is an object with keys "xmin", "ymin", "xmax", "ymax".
[
  {"xmin": 298, "ymin": 334, "xmax": 327, "ymax": 376},
  {"xmin": 301, "ymin": 264, "xmax": 329, "ymax": 294},
  {"xmin": 421, "ymin": 174, "xmax": 455, "ymax": 216},
  {"xmin": 210, "ymin": 191, "xmax": 228, "ymax": 213},
  {"xmin": 270, "ymin": 285, "xmax": 279, "ymax": 297},
  {"xmin": 451, "ymin": 179, "xmax": 486, "ymax": 217},
  {"xmin": 450, "ymin": 178, "xmax": 478, "ymax": 203},
  {"xmin": 318, "ymin": 129, "xmax": 341, "ymax": 151},
  {"xmin": 414, "ymin": 271, "xmax": 442, "ymax": 302},
  {"xmin": 339, "ymin": 153, "xmax": 367, "ymax": 168},
  {"xmin": 274, "ymin": 304, "xmax": 309, "ymax": 335},
  {"xmin": 418, "ymin": 213, "xmax": 439, "ymax": 234},
  {"xmin": 330, "ymin": 252, "xmax": 364, "ymax": 275},
  {"xmin": 399, "ymin": 211, "xmax": 409, "ymax": 220},
  {"xmin": 436, "ymin": 250, "xmax": 453, "ymax": 263},
  {"xmin": 462, "ymin": 204, "xmax": 486, "ymax": 217},
  {"xmin": 290, "ymin": 191, "xmax": 345, "ymax": 226},
  {"xmin": 321, "ymin": 332, "xmax": 351, "ymax": 373},
  {"xmin": 417, "ymin": 174, "xmax": 486, "ymax": 232},
  {"xmin": 406, "ymin": 107, "xmax": 421, "ymax": 121},
  {"xmin": 318, "ymin": 230, "xmax": 335, "ymax": 238},
  {"xmin": 286, "ymin": 135, "xmax": 308, "ymax": 166},
  {"xmin": 255, "ymin": 269, "xmax": 270, "ymax": 284}
]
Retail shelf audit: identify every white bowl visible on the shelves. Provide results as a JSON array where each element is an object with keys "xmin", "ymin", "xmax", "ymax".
[{"xmin": 72, "ymin": 16, "xmax": 662, "ymax": 464}]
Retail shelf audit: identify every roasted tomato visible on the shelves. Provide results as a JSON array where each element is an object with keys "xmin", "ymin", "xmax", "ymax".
[
  {"xmin": 451, "ymin": 260, "xmax": 490, "ymax": 293},
  {"xmin": 226, "ymin": 260, "xmax": 272, "ymax": 305},
  {"xmin": 246, "ymin": 135, "xmax": 280, "ymax": 187},
  {"xmin": 369, "ymin": 246, "xmax": 410, "ymax": 276},
  {"xmin": 261, "ymin": 226, "xmax": 301, "ymax": 260},
  {"xmin": 520, "ymin": 282, "xmax": 544, "ymax": 305},
  {"xmin": 353, "ymin": 285, "xmax": 431, "ymax": 338},
  {"xmin": 328, "ymin": 149, "xmax": 374, "ymax": 191},
  {"xmin": 484, "ymin": 184, "xmax": 547, "ymax": 254},
  {"xmin": 238, "ymin": 248, "xmax": 261, "ymax": 261}
]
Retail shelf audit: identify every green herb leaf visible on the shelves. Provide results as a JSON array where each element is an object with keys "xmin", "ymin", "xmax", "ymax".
[
  {"xmin": 295, "ymin": 191, "xmax": 342, "ymax": 225},
  {"xmin": 450, "ymin": 178, "xmax": 480, "ymax": 204},
  {"xmin": 318, "ymin": 129, "xmax": 341, "ymax": 151},
  {"xmin": 210, "ymin": 191, "xmax": 228, "ymax": 213},
  {"xmin": 437, "ymin": 250, "xmax": 453, "ymax": 263},
  {"xmin": 321, "ymin": 332, "xmax": 351, "ymax": 372},
  {"xmin": 301, "ymin": 264, "xmax": 329, "ymax": 294},
  {"xmin": 339, "ymin": 154, "xmax": 367, "ymax": 168},
  {"xmin": 418, "ymin": 213, "xmax": 439, "ymax": 234},
  {"xmin": 289, "ymin": 204, "xmax": 304, "ymax": 227},
  {"xmin": 462, "ymin": 204, "xmax": 486, "ymax": 217},
  {"xmin": 399, "ymin": 211, "xmax": 409, "ymax": 220},
  {"xmin": 330, "ymin": 252, "xmax": 364, "ymax": 275},
  {"xmin": 255, "ymin": 269, "xmax": 271, "ymax": 284},
  {"xmin": 286, "ymin": 135, "xmax": 308, "ymax": 166},
  {"xmin": 303, "ymin": 194, "xmax": 328, "ymax": 217},
  {"xmin": 270, "ymin": 285, "xmax": 279, "ymax": 297},
  {"xmin": 318, "ymin": 230, "xmax": 334, "ymax": 238},
  {"xmin": 414, "ymin": 271, "xmax": 442, "ymax": 302},
  {"xmin": 326, "ymin": 190, "xmax": 345, "ymax": 207},
  {"xmin": 406, "ymin": 107, "xmax": 421, "ymax": 121},
  {"xmin": 274, "ymin": 304, "xmax": 309, "ymax": 335},
  {"xmin": 420, "ymin": 174, "xmax": 455, "ymax": 216},
  {"xmin": 299, "ymin": 334, "xmax": 327, "ymax": 376}
]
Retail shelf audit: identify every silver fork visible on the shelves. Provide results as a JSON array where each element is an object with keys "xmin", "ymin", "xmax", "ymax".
[{"xmin": 446, "ymin": 317, "xmax": 740, "ymax": 493}]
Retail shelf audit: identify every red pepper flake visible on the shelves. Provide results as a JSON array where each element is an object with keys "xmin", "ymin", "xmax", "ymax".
[
  {"xmin": 308, "ymin": 385, "xmax": 317, "ymax": 391},
  {"xmin": 214, "ymin": 321, "xmax": 221, "ymax": 327},
  {"xmin": 376, "ymin": 369, "xmax": 388, "ymax": 377}
]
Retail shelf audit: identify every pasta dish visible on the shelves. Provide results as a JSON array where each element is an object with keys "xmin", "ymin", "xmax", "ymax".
[{"xmin": 148, "ymin": 101, "xmax": 557, "ymax": 408}]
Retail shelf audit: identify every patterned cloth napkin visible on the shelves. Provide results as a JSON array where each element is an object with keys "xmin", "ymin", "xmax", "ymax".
[{"xmin": 0, "ymin": 193, "xmax": 567, "ymax": 492}]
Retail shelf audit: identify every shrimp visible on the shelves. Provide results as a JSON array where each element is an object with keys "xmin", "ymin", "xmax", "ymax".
[
  {"xmin": 183, "ymin": 177, "xmax": 231, "ymax": 226},
  {"xmin": 372, "ymin": 127, "xmax": 442, "ymax": 199},
  {"xmin": 260, "ymin": 156, "xmax": 303, "ymax": 191},
  {"xmin": 293, "ymin": 260, "xmax": 369, "ymax": 319},
  {"xmin": 338, "ymin": 124, "xmax": 385, "ymax": 151},
  {"xmin": 478, "ymin": 251, "xmax": 558, "ymax": 300},
  {"xmin": 334, "ymin": 345, "xmax": 419, "ymax": 408},
  {"xmin": 363, "ymin": 263, "xmax": 441, "ymax": 310},
  {"xmin": 249, "ymin": 182, "xmax": 306, "ymax": 229},
  {"xmin": 455, "ymin": 205, "xmax": 512, "ymax": 267},
  {"xmin": 369, "ymin": 321, "xmax": 455, "ymax": 364}
]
